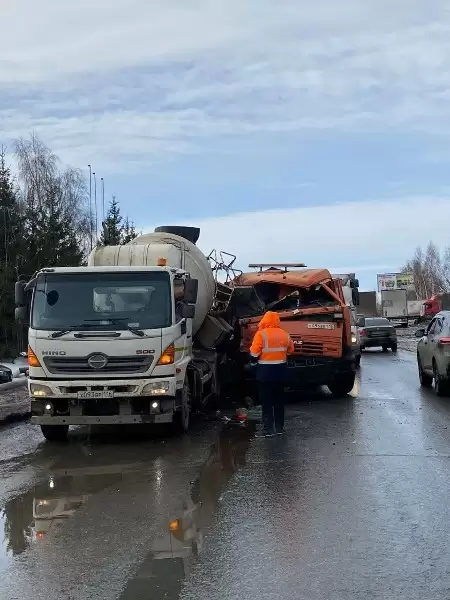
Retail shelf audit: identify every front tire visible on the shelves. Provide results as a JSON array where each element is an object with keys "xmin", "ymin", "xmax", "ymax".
[
  {"xmin": 418, "ymin": 355, "xmax": 432, "ymax": 387},
  {"xmin": 391, "ymin": 343, "xmax": 398, "ymax": 352},
  {"xmin": 382, "ymin": 345, "xmax": 389, "ymax": 352},
  {"xmin": 433, "ymin": 362, "xmax": 449, "ymax": 397},
  {"xmin": 328, "ymin": 372, "xmax": 356, "ymax": 397},
  {"xmin": 40, "ymin": 424, "xmax": 69, "ymax": 441},
  {"xmin": 171, "ymin": 381, "xmax": 191, "ymax": 434}
]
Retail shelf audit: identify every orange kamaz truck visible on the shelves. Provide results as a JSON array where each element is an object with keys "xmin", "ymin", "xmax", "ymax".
[{"xmin": 228, "ymin": 263, "xmax": 356, "ymax": 397}]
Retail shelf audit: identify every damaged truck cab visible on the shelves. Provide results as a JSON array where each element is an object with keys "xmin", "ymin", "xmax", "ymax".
[{"xmin": 232, "ymin": 265, "xmax": 356, "ymax": 397}]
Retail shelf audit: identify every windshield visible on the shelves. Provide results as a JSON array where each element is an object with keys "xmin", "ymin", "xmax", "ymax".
[
  {"xmin": 262, "ymin": 284, "xmax": 338, "ymax": 311},
  {"xmin": 31, "ymin": 272, "xmax": 172, "ymax": 331}
]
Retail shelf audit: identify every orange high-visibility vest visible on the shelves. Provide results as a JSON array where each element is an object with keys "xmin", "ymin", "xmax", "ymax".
[{"xmin": 250, "ymin": 328, "xmax": 293, "ymax": 365}]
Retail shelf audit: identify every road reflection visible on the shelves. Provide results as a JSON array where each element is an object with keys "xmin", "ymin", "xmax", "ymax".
[
  {"xmin": 119, "ymin": 423, "xmax": 255, "ymax": 599},
  {"xmin": 1, "ymin": 422, "xmax": 255, "ymax": 599}
]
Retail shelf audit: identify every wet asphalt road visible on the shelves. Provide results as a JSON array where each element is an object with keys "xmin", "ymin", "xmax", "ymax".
[{"xmin": 2, "ymin": 349, "xmax": 450, "ymax": 599}]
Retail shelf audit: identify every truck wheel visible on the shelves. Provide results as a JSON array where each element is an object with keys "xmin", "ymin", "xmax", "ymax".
[
  {"xmin": 355, "ymin": 355, "xmax": 361, "ymax": 368},
  {"xmin": 40, "ymin": 424, "xmax": 69, "ymax": 442},
  {"xmin": 391, "ymin": 343, "xmax": 398, "ymax": 352},
  {"xmin": 418, "ymin": 355, "xmax": 432, "ymax": 387},
  {"xmin": 328, "ymin": 372, "xmax": 356, "ymax": 397},
  {"xmin": 172, "ymin": 382, "xmax": 191, "ymax": 434}
]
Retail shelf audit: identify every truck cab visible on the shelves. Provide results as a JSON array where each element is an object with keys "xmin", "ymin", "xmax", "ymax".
[
  {"xmin": 16, "ymin": 265, "xmax": 198, "ymax": 441},
  {"xmin": 232, "ymin": 265, "xmax": 357, "ymax": 397}
]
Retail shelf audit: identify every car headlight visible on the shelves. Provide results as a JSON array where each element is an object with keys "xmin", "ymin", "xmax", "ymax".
[
  {"xmin": 30, "ymin": 384, "xmax": 53, "ymax": 397},
  {"xmin": 351, "ymin": 334, "xmax": 357, "ymax": 344},
  {"xmin": 141, "ymin": 382, "xmax": 170, "ymax": 396}
]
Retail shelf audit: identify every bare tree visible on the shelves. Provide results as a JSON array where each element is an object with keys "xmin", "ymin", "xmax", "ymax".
[
  {"xmin": 15, "ymin": 134, "xmax": 91, "ymax": 264},
  {"xmin": 403, "ymin": 242, "xmax": 450, "ymax": 299}
]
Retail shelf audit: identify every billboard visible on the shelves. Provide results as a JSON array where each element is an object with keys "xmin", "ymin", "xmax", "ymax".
[{"xmin": 377, "ymin": 272, "xmax": 414, "ymax": 292}]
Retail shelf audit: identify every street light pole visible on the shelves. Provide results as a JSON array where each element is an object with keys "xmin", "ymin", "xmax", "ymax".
[
  {"xmin": 101, "ymin": 177, "xmax": 105, "ymax": 223},
  {"xmin": 93, "ymin": 172, "xmax": 97, "ymax": 243},
  {"xmin": 88, "ymin": 164, "xmax": 92, "ymax": 250}
]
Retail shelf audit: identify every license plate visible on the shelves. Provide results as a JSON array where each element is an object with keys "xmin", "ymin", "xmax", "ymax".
[{"xmin": 77, "ymin": 391, "xmax": 114, "ymax": 400}]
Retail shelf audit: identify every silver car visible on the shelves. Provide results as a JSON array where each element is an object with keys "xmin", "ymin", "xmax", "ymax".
[
  {"xmin": 416, "ymin": 311, "xmax": 450, "ymax": 396},
  {"xmin": 358, "ymin": 317, "xmax": 398, "ymax": 352}
]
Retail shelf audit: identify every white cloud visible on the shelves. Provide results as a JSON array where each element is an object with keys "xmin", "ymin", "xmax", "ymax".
[
  {"xmin": 2, "ymin": 1, "xmax": 450, "ymax": 167},
  {"xmin": 141, "ymin": 196, "xmax": 450, "ymax": 284}
]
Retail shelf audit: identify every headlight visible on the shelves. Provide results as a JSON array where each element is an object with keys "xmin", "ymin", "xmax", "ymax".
[
  {"xmin": 30, "ymin": 384, "xmax": 53, "ymax": 397},
  {"xmin": 351, "ymin": 334, "xmax": 357, "ymax": 344},
  {"xmin": 141, "ymin": 382, "xmax": 170, "ymax": 396}
]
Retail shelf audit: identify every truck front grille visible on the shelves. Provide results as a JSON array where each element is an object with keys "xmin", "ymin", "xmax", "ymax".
[
  {"xmin": 292, "ymin": 335, "xmax": 341, "ymax": 357},
  {"xmin": 43, "ymin": 355, "xmax": 153, "ymax": 375}
]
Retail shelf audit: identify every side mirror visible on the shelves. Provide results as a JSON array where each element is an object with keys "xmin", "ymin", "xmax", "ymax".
[
  {"xmin": 180, "ymin": 304, "xmax": 195, "ymax": 319},
  {"xmin": 15, "ymin": 306, "xmax": 28, "ymax": 324},
  {"xmin": 184, "ymin": 279, "xmax": 198, "ymax": 304},
  {"xmin": 15, "ymin": 281, "xmax": 27, "ymax": 306},
  {"xmin": 415, "ymin": 328, "xmax": 425, "ymax": 338},
  {"xmin": 352, "ymin": 289, "xmax": 360, "ymax": 306}
]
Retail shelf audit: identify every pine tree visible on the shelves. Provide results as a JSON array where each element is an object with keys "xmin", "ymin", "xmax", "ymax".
[
  {"xmin": 99, "ymin": 196, "xmax": 123, "ymax": 246},
  {"xmin": 98, "ymin": 196, "xmax": 138, "ymax": 246},
  {"xmin": 0, "ymin": 146, "xmax": 25, "ymax": 356},
  {"xmin": 121, "ymin": 216, "xmax": 138, "ymax": 244}
]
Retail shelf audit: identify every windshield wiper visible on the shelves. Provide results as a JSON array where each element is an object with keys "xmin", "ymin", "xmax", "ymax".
[
  {"xmin": 50, "ymin": 323, "xmax": 106, "ymax": 338},
  {"xmin": 83, "ymin": 318, "xmax": 145, "ymax": 337},
  {"xmin": 300, "ymin": 299, "xmax": 326, "ymax": 308},
  {"xmin": 50, "ymin": 330, "xmax": 71, "ymax": 338}
]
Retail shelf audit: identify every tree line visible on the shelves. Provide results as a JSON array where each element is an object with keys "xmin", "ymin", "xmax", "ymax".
[
  {"xmin": 0, "ymin": 134, "xmax": 137, "ymax": 358},
  {"xmin": 402, "ymin": 242, "xmax": 450, "ymax": 299}
]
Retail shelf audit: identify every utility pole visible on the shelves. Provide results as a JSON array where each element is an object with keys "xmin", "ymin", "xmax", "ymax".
[
  {"xmin": 88, "ymin": 164, "xmax": 92, "ymax": 250},
  {"xmin": 93, "ymin": 172, "xmax": 97, "ymax": 243}
]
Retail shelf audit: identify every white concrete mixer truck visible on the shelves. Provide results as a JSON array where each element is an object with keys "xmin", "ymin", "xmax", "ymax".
[{"xmin": 15, "ymin": 226, "xmax": 233, "ymax": 441}]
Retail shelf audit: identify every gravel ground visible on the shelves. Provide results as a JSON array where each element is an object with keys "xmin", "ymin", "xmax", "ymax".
[
  {"xmin": 396, "ymin": 325, "xmax": 419, "ymax": 353},
  {"xmin": 0, "ymin": 384, "xmax": 29, "ymax": 424}
]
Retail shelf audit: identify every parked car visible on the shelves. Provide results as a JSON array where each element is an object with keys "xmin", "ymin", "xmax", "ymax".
[
  {"xmin": 0, "ymin": 365, "xmax": 13, "ymax": 383},
  {"xmin": 358, "ymin": 317, "xmax": 398, "ymax": 352},
  {"xmin": 415, "ymin": 311, "xmax": 450, "ymax": 396}
]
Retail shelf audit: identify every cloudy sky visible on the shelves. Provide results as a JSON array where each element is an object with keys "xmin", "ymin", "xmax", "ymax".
[{"xmin": 3, "ymin": 0, "xmax": 450, "ymax": 289}]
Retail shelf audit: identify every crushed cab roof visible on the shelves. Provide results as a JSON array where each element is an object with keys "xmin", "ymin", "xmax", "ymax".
[{"xmin": 235, "ymin": 268, "xmax": 333, "ymax": 288}]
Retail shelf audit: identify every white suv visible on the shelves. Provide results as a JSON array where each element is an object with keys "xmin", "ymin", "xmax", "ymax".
[{"xmin": 416, "ymin": 311, "xmax": 450, "ymax": 396}]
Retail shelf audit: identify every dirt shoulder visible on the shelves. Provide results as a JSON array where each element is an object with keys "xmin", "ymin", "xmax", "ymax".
[
  {"xmin": 0, "ymin": 385, "xmax": 29, "ymax": 425},
  {"xmin": 396, "ymin": 326, "xmax": 418, "ymax": 353}
]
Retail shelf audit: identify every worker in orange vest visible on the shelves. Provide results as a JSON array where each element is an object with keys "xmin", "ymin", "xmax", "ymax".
[{"xmin": 250, "ymin": 311, "xmax": 294, "ymax": 437}]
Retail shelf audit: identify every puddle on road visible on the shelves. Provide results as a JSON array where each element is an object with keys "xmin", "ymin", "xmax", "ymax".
[
  {"xmin": 119, "ymin": 423, "xmax": 255, "ymax": 599},
  {"xmin": 0, "ymin": 422, "xmax": 255, "ymax": 599}
]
